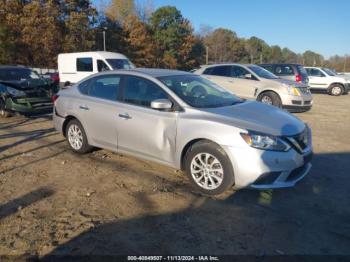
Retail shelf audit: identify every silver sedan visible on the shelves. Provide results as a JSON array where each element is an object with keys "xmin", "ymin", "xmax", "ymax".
[{"xmin": 53, "ymin": 69, "xmax": 313, "ymax": 195}]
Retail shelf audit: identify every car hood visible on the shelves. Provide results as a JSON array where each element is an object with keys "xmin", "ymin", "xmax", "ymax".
[
  {"xmin": 0, "ymin": 79, "xmax": 51, "ymax": 90},
  {"xmin": 262, "ymin": 78, "xmax": 307, "ymax": 88},
  {"xmin": 201, "ymin": 100, "xmax": 305, "ymax": 136}
]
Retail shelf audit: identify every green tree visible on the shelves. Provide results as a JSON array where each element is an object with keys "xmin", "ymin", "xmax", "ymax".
[
  {"xmin": 302, "ymin": 50, "xmax": 324, "ymax": 66},
  {"xmin": 270, "ymin": 45, "xmax": 283, "ymax": 63},
  {"xmin": 244, "ymin": 36, "xmax": 271, "ymax": 63},
  {"xmin": 204, "ymin": 28, "xmax": 247, "ymax": 63},
  {"xmin": 282, "ymin": 48, "xmax": 298, "ymax": 63},
  {"xmin": 150, "ymin": 6, "xmax": 200, "ymax": 69},
  {"xmin": 61, "ymin": 0, "xmax": 98, "ymax": 53}
]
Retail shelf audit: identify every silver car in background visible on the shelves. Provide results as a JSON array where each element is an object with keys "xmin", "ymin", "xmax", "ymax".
[
  {"xmin": 194, "ymin": 64, "xmax": 313, "ymax": 113},
  {"xmin": 53, "ymin": 69, "xmax": 313, "ymax": 195}
]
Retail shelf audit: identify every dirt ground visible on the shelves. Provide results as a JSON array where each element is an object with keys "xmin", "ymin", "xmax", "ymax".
[{"xmin": 0, "ymin": 93, "xmax": 349, "ymax": 259}]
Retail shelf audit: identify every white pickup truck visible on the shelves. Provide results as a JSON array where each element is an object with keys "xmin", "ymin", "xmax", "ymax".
[{"xmin": 305, "ymin": 67, "xmax": 350, "ymax": 96}]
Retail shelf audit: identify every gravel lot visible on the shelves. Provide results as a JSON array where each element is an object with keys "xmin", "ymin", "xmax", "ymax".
[{"xmin": 0, "ymin": 93, "xmax": 349, "ymax": 258}]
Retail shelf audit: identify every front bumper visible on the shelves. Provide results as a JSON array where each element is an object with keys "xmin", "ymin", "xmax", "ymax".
[
  {"xmin": 223, "ymin": 144, "xmax": 312, "ymax": 190},
  {"xmin": 5, "ymin": 97, "xmax": 53, "ymax": 113},
  {"xmin": 280, "ymin": 92, "xmax": 313, "ymax": 112}
]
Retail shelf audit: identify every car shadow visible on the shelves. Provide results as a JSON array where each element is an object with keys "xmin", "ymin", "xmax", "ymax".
[
  {"xmin": 40, "ymin": 151, "xmax": 350, "ymax": 259},
  {"xmin": 0, "ymin": 187, "xmax": 54, "ymax": 220},
  {"xmin": 0, "ymin": 128, "xmax": 57, "ymax": 153}
]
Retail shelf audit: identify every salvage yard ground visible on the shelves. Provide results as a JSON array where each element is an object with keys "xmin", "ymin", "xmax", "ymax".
[{"xmin": 0, "ymin": 94, "xmax": 349, "ymax": 258}]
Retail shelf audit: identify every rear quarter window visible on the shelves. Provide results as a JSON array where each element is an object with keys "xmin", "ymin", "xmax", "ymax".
[{"xmin": 274, "ymin": 65, "xmax": 294, "ymax": 76}]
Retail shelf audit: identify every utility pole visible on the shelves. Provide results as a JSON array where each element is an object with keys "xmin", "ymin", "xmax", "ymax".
[
  {"xmin": 344, "ymin": 56, "xmax": 347, "ymax": 72},
  {"xmin": 206, "ymin": 46, "xmax": 209, "ymax": 65},
  {"xmin": 103, "ymin": 27, "xmax": 107, "ymax": 51},
  {"xmin": 260, "ymin": 53, "xmax": 263, "ymax": 64}
]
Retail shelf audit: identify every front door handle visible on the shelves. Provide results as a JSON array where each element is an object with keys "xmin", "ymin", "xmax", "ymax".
[
  {"xmin": 79, "ymin": 105, "xmax": 89, "ymax": 110},
  {"xmin": 118, "ymin": 113, "xmax": 132, "ymax": 119}
]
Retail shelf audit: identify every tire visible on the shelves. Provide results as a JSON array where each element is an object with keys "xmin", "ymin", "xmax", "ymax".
[
  {"xmin": 65, "ymin": 119, "xmax": 93, "ymax": 154},
  {"xmin": 0, "ymin": 98, "xmax": 11, "ymax": 118},
  {"xmin": 184, "ymin": 141, "xmax": 235, "ymax": 195},
  {"xmin": 328, "ymin": 84, "xmax": 344, "ymax": 96},
  {"xmin": 257, "ymin": 91, "xmax": 282, "ymax": 107}
]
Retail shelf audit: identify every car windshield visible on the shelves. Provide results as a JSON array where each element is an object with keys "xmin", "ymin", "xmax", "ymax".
[
  {"xmin": 322, "ymin": 68, "xmax": 337, "ymax": 76},
  {"xmin": 0, "ymin": 68, "xmax": 41, "ymax": 81},
  {"xmin": 106, "ymin": 59, "xmax": 135, "ymax": 70},
  {"xmin": 248, "ymin": 65, "xmax": 279, "ymax": 79},
  {"xmin": 157, "ymin": 74, "xmax": 243, "ymax": 108}
]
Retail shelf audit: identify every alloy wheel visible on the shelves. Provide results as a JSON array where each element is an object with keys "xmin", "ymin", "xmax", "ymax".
[
  {"xmin": 331, "ymin": 86, "xmax": 342, "ymax": 95},
  {"xmin": 190, "ymin": 153, "xmax": 224, "ymax": 190},
  {"xmin": 67, "ymin": 124, "xmax": 84, "ymax": 150},
  {"xmin": 261, "ymin": 95, "xmax": 273, "ymax": 105}
]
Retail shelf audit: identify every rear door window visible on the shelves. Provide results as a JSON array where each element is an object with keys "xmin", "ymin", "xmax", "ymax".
[
  {"xmin": 77, "ymin": 58, "xmax": 93, "ymax": 72},
  {"xmin": 208, "ymin": 66, "xmax": 232, "ymax": 77},
  {"xmin": 307, "ymin": 68, "xmax": 325, "ymax": 77},
  {"xmin": 86, "ymin": 75, "xmax": 121, "ymax": 101}
]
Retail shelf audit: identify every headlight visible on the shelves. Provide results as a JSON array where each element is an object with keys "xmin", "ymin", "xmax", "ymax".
[
  {"xmin": 240, "ymin": 131, "xmax": 290, "ymax": 151},
  {"xmin": 6, "ymin": 87, "xmax": 26, "ymax": 97},
  {"xmin": 286, "ymin": 85, "xmax": 301, "ymax": 96}
]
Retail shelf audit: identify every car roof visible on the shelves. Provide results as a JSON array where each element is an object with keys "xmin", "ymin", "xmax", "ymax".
[
  {"xmin": 199, "ymin": 63, "xmax": 256, "ymax": 68},
  {"xmin": 0, "ymin": 65, "xmax": 28, "ymax": 69},
  {"xmin": 259, "ymin": 63, "xmax": 303, "ymax": 66},
  {"xmin": 106, "ymin": 68, "xmax": 193, "ymax": 78}
]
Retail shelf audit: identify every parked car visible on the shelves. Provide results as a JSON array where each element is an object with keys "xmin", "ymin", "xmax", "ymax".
[
  {"xmin": 42, "ymin": 72, "xmax": 60, "ymax": 85},
  {"xmin": 194, "ymin": 64, "xmax": 313, "ymax": 112},
  {"xmin": 58, "ymin": 51, "xmax": 134, "ymax": 87},
  {"xmin": 0, "ymin": 66, "xmax": 54, "ymax": 117},
  {"xmin": 305, "ymin": 67, "xmax": 350, "ymax": 95},
  {"xmin": 53, "ymin": 69, "xmax": 313, "ymax": 195},
  {"xmin": 258, "ymin": 63, "xmax": 309, "ymax": 85}
]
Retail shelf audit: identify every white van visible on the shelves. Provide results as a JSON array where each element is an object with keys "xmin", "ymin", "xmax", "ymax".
[{"xmin": 58, "ymin": 51, "xmax": 134, "ymax": 87}]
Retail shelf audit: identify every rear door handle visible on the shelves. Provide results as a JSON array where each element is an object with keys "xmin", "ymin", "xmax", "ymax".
[
  {"xmin": 79, "ymin": 106, "xmax": 89, "ymax": 110},
  {"xmin": 118, "ymin": 113, "xmax": 132, "ymax": 119}
]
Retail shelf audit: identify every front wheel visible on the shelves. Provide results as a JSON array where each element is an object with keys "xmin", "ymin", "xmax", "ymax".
[
  {"xmin": 0, "ymin": 99, "xmax": 11, "ymax": 118},
  {"xmin": 184, "ymin": 141, "xmax": 235, "ymax": 195},
  {"xmin": 65, "ymin": 119, "xmax": 93, "ymax": 154},
  {"xmin": 257, "ymin": 91, "xmax": 282, "ymax": 108}
]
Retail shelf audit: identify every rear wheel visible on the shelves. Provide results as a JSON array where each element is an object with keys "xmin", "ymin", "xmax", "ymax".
[
  {"xmin": 0, "ymin": 98, "xmax": 11, "ymax": 118},
  {"xmin": 184, "ymin": 141, "xmax": 235, "ymax": 195},
  {"xmin": 65, "ymin": 119, "xmax": 93, "ymax": 154},
  {"xmin": 258, "ymin": 91, "xmax": 282, "ymax": 108},
  {"xmin": 328, "ymin": 84, "xmax": 343, "ymax": 96}
]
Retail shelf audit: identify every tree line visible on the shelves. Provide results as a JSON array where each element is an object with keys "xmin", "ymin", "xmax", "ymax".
[{"xmin": 0, "ymin": 0, "xmax": 348, "ymax": 72}]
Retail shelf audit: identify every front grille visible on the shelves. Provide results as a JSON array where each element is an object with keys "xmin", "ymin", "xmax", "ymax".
[
  {"xmin": 285, "ymin": 128, "xmax": 309, "ymax": 153},
  {"xmin": 304, "ymin": 101, "xmax": 311, "ymax": 105},
  {"xmin": 24, "ymin": 89, "xmax": 48, "ymax": 97},
  {"xmin": 299, "ymin": 87, "xmax": 310, "ymax": 95},
  {"xmin": 292, "ymin": 100, "xmax": 302, "ymax": 105}
]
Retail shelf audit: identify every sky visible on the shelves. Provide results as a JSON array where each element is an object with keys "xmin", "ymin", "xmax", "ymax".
[{"xmin": 94, "ymin": 0, "xmax": 350, "ymax": 58}]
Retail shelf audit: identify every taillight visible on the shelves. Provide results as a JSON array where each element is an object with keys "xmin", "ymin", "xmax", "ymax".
[
  {"xmin": 52, "ymin": 94, "xmax": 59, "ymax": 104},
  {"xmin": 51, "ymin": 74, "xmax": 59, "ymax": 84},
  {"xmin": 296, "ymin": 74, "xmax": 302, "ymax": 82}
]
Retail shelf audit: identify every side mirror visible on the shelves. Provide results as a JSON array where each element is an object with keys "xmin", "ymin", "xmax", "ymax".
[
  {"xmin": 151, "ymin": 99, "xmax": 172, "ymax": 110},
  {"xmin": 244, "ymin": 73, "xmax": 252, "ymax": 80}
]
